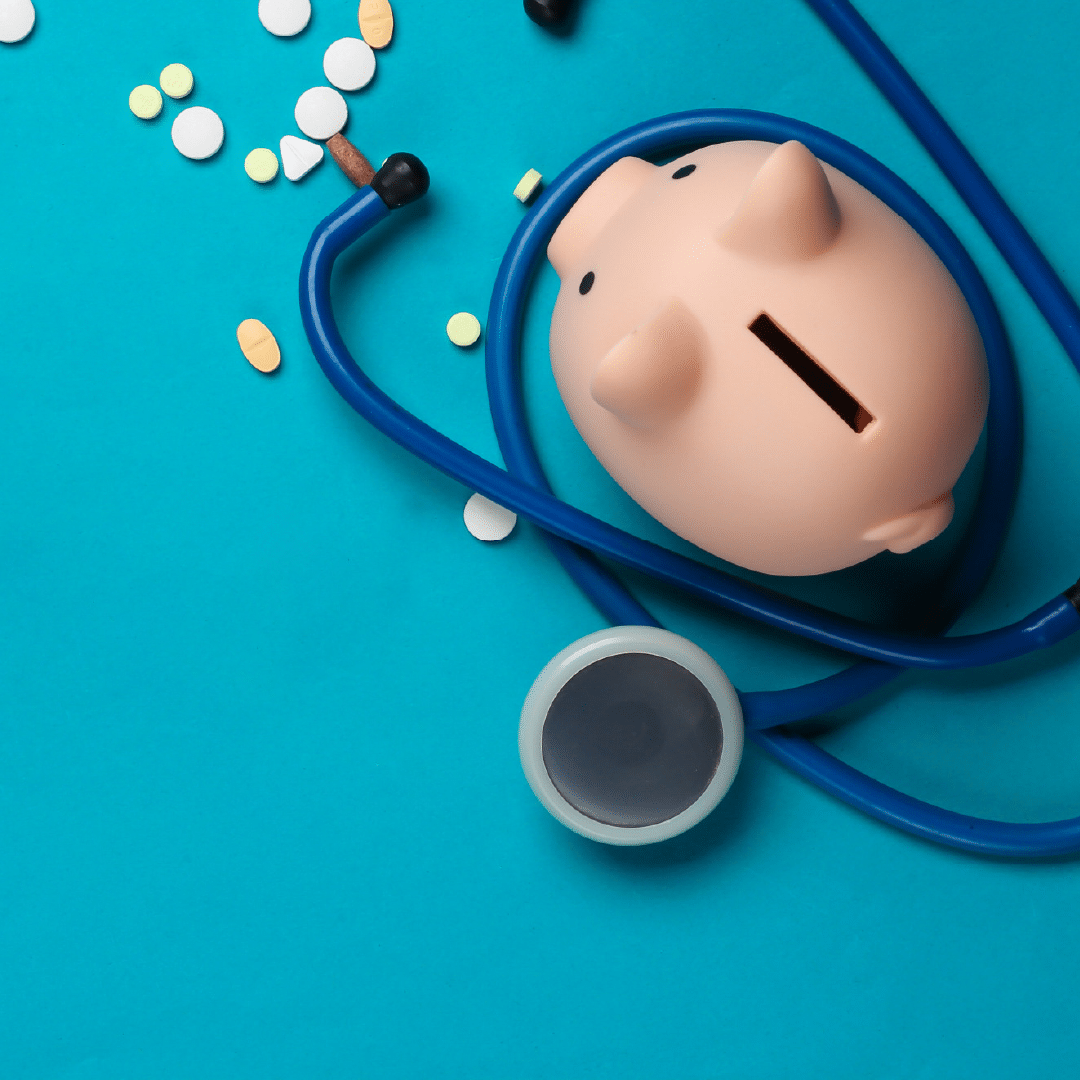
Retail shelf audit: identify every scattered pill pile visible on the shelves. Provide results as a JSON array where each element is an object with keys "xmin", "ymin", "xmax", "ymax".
[
  {"xmin": 262, "ymin": 0, "xmax": 394, "ymax": 186},
  {"xmin": 126, "ymin": 2, "xmax": 396, "ymax": 186},
  {"xmin": 0, "ymin": 0, "xmax": 35, "ymax": 44},
  {"xmin": 117, "ymin": 0, "xmax": 533, "ymax": 555},
  {"xmin": 130, "ymin": 62, "xmax": 227, "ymax": 166}
]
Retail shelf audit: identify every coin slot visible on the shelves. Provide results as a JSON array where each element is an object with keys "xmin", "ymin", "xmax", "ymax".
[{"xmin": 749, "ymin": 312, "xmax": 873, "ymax": 433}]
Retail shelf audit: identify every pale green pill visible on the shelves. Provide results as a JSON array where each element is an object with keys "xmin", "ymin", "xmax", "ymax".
[
  {"xmin": 129, "ymin": 84, "xmax": 163, "ymax": 120},
  {"xmin": 160, "ymin": 63, "xmax": 194, "ymax": 99},
  {"xmin": 514, "ymin": 168, "xmax": 543, "ymax": 203},
  {"xmin": 245, "ymin": 148, "xmax": 279, "ymax": 183},
  {"xmin": 446, "ymin": 311, "xmax": 481, "ymax": 347}
]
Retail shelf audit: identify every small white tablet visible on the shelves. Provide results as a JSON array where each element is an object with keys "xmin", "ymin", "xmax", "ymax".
[
  {"xmin": 294, "ymin": 87, "xmax": 348, "ymax": 141},
  {"xmin": 258, "ymin": 0, "xmax": 311, "ymax": 37},
  {"xmin": 0, "ymin": 0, "xmax": 35, "ymax": 44},
  {"xmin": 172, "ymin": 106, "xmax": 225, "ymax": 160},
  {"xmin": 464, "ymin": 494, "xmax": 518, "ymax": 542},
  {"xmin": 323, "ymin": 38, "xmax": 377, "ymax": 92}
]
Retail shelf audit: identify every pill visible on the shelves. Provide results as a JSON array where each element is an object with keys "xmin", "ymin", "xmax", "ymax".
[
  {"xmin": 245, "ymin": 147, "xmax": 279, "ymax": 183},
  {"xmin": 159, "ymin": 62, "xmax": 194, "ymax": 99},
  {"xmin": 237, "ymin": 319, "xmax": 281, "ymax": 373},
  {"xmin": 358, "ymin": 0, "xmax": 394, "ymax": 49},
  {"xmin": 280, "ymin": 135, "xmax": 324, "ymax": 181},
  {"xmin": 129, "ymin": 84, "xmax": 163, "ymax": 120},
  {"xmin": 172, "ymin": 106, "xmax": 224, "ymax": 159},
  {"xmin": 258, "ymin": 0, "xmax": 311, "ymax": 37},
  {"xmin": 323, "ymin": 37, "xmax": 377, "ymax": 92},
  {"xmin": 326, "ymin": 133, "xmax": 375, "ymax": 186},
  {"xmin": 513, "ymin": 168, "xmax": 543, "ymax": 203},
  {"xmin": 464, "ymin": 493, "xmax": 517, "ymax": 543},
  {"xmin": 0, "ymin": 0, "xmax": 35, "ymax": 43},
  {"xmin": 294, "ymin": 86, "xmax": 348, "ymax": 141},
  {"xmin": 446, "ymin": 312, "xmax": 482, "ymax": 347}
]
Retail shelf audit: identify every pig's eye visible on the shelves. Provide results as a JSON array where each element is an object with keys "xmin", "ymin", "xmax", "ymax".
[
  {"xmin": 749, "ymin": 312, "xmax": 874, "ymax": 433},
  {"xmin": 579, "ymin": 271, "xmax": 595, "ymax": 295},
  {"xmin": 671, "ymin": 164, "xmax": 696, "ymax": 179}
]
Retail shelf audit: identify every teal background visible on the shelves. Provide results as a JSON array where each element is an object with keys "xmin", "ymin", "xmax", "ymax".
[{"xmin": 3, "ymin": 1, "xmax": 1080, "ymax": 1076}]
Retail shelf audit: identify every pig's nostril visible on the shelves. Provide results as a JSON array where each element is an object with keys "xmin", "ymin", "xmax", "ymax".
[
  {"xmin": 579, "ymin": 271, "xmax": 595, "ymax": 295},
  {"xmin": 749, "ymin": 312, "xmax": 874, "ymax": 433}
]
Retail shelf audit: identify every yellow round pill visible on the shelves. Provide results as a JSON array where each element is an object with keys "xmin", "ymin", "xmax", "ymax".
[
  {"xmin": 160, "ymin": 63, "xmax": 194, "ymax": 99},
  {"xmin": 244, "ymin": 148, "xmax": 279, "ymax": 184},
  {"xmin": 129, "ymin": 84, "xmax": 163, "ymax": 120},
  {"xmin": 446, "ymin": 311, "xmax": 481, "ymax": 348},
  {"xmin": 237, "ymin": 319, "xmax": 281, "ymax": 373}
]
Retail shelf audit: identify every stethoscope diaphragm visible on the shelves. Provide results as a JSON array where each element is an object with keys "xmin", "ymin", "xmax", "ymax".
[{"xmin": 519, "ymin": 626, "xmax": 744, "ymax": 844}]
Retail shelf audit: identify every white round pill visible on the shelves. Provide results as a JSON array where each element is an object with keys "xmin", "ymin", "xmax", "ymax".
[
  {"xmin": 258, "ymin": 0, "xmax": 311, "ymax": 37},
  {"xmin": 171, "ymin": 106, "xmax": 225, "ymax": 160},
  {"xmin": 464, "ymin": 494, "xmax": 517, "ymax": 543},
  {"xmin": 323, "ymin": 37, "xmax": 377, "ymax": 92},
  {"xmin": 0, "ymin": 0, "xmax": 35, "ymax": 43},
  {"xmin": 294, "ymin": 86, "xmax": 348, "ymax": 141}
]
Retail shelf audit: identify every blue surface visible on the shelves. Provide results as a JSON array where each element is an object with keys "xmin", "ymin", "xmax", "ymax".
[{"xmin": 3, "ymin": 1, "xmax": 1080, "ymax": 1076}]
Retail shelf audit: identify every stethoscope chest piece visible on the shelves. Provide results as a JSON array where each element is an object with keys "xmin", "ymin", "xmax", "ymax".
[{"xmin": 519, "ymin": 626, "xmax": 744, "ymax": 844}]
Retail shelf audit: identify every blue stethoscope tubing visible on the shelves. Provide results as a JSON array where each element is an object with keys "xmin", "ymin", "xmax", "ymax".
[{"xmin": 301, "ymin": 0, "xmax": 1080, "ymax": 855}]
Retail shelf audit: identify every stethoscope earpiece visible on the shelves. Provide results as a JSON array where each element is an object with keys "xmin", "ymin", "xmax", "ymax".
[
  {"xmin": 524, "ymin": 0, "xmax": 576, "ymax": 29},
  {"xmin": 519, "ymin": 627, "xmax": 744, "ymax": 844}
]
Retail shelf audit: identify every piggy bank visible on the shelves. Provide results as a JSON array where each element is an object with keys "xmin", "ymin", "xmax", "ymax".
[{"xmin": 547, "ymin": 141, "xmax": 989, "ymax": 576}]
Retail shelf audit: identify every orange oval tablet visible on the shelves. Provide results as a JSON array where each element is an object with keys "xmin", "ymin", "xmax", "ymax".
[
  {"xmin": 237, "ymin": 318, "xmax": 281, "ymax": 374},
  {"xmin": 358, "ymin": 0, "xmax": 394, "ymax": 48}
]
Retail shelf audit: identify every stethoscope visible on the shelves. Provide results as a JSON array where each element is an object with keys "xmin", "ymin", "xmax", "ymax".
[{"xmin": 300, "ymin": 0, "xmax": 1080, "ymax": 856}]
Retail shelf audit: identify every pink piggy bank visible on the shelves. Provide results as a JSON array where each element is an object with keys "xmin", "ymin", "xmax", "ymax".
[{"xmin": 547, "ymin": 141, "xmax": 989, "ymax": 576}]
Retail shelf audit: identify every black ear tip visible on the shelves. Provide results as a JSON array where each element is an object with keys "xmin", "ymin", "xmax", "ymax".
[
  {"xmin": 372, "ymin": 153, "xmax": 430, "ymax": 209},
  {"xmin": 524, "ymin": 0, "xmax": 574, "ymax": 28}
]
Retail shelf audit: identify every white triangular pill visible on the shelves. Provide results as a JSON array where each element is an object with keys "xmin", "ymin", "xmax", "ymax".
[{"xmin": 280, "ymin": 135, "xmax": 324, "ymax": 181}]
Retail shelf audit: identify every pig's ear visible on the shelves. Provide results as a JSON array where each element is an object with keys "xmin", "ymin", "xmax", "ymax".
[
  {"xmin": 862, "ymin": 491, "xmax": 954, "ymax": 554},
  {"xmin": 590, "ymin": 299, "xmax": 705, "ymax": 431},
  {"xmin": 717, "ymin": 141, "xmax": 841, "ymax": 262},
  {"xmin": 548, "ymin": 157, "xmax": 655, "ymax": 278}
]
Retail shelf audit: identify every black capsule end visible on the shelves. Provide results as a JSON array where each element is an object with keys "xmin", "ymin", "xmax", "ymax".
[
  {"xmin": 524, "ymin": 0, "xmax": 574, "ymax": 27},
  {"xmin": 372, "ymin": 153, "xmax": 430, "ymax": 209},
  {"xmin": 1066, "ymin": 578, "xmax": 1080, "ymax": 613}
]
